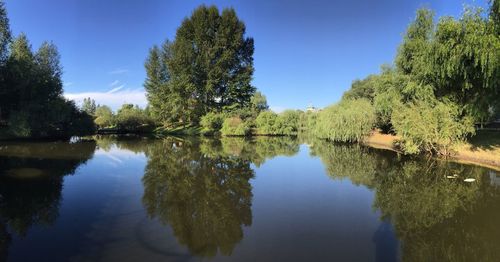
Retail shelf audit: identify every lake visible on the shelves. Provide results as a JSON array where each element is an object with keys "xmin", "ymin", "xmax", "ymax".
[{"xmin": 0, "ymin": 136, "xmax": 499, "ymax": 261}]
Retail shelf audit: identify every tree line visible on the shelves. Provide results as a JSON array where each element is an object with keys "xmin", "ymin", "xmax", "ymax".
[
  {"xmin": 1, "ymin": 0, "xmax": 497, "ymax": 150},
  {"xmin": 332, "ymin": 1, "xmax": 499, "ymax": 154},
  {"xmin": 137, "ymin": 2, "xmax": 499, "ymax": 155},
  {"xmin": 0, "ymin": 2, "xmax": 94, "ymax": 139}
]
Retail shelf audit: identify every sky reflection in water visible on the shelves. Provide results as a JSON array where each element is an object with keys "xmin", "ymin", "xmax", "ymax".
[{"xmin": 0, "ymin": 136, "xmax": 499, "ymax": 261}]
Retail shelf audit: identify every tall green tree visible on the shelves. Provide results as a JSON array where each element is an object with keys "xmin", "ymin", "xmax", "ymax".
[
  {"xmin": 0, "ymin": 1, "xmax": 10, "ymax": 63},
  {"xmin": 0, "ymin": 1, "xmax": 11, "ymax": 122},
  {"xmin": 4, "ymin": 34, "xmax": 35, "ymax": 118},
  {"xmin": 94, "ymin": 105, "xmax": 114, "ymax": 127},
  {"xmin": 144, "ymin": 5, "xmax": 255, "ymax": 125},
  {"xmin": 250, "ymin": 91, "xmax": 269, "ymax": 114},
  {"xmin": 395, "ymin": 4, "xmax": 500, "ymax": 122},
  {"xmin": 81, "ymin": 97, "xmax": 96, "ymax": 115},
  {"xmin": 144, "ymin": 41, "xmax": 172, "ymax": 123}
]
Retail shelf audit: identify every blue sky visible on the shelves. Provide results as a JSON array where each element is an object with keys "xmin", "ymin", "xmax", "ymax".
[{"xmin": 4, "ymin": 0, "xmax": 490, "ymax": 111}]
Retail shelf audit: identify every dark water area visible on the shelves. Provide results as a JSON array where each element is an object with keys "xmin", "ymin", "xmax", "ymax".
[{"xmin": 0, "ymin": 136, "xmax": 499, "ymax": 261}]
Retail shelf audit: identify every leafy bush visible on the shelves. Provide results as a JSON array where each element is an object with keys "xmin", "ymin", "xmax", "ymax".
[
  {"xmin": 275, "ymin": 110, "xmax": 301, "ymax": 135},
  {"xmin": 221, "ymin": 116, "xmax": 251, "ymax": 136},
  {"xmin": 115, "ymin": 104, "xmax": 155, "ymax": 133},
  {"xmin": 391, "ymin": 100, "xmax": 475, "ymax": 155},
  {"xmin": 200, "ymin": 112, "xmax": 225, "ymax": 135},
  {"xmin": 255, "ymin": 111, "xmax": 278, "ymax": 135},
  {"xmin": 314, "ymin": 99, "xmax": 376, "ymax": 142},
  {"xmin": 94, "ymin": 105, "xmax": 114, "ymax": 128},
  {"xmin": 6, "ymin": 98, "xmax": 95, "ymax": 138},
  {"xmin": 7, "ymin": 110, "xmax": 31, "ymax": 137},
  {"xmin": 255, "ymin": 110, "xmax": 301, "ymax": 135}
]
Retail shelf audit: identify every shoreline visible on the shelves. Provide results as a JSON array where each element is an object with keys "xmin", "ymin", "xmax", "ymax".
[
  {"xmin": 2, "ymin": 129, "xmax": 499, "ymax": 171},
  {"xmin": 362, "ymin": 131, "xmax": 500, "ymax": 172}
]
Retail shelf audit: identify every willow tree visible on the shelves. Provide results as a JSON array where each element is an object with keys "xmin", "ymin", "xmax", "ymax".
[
  {"xmin": 395, "ymin": 4, "xmax": 500, "ymax": 123},
  {"xmin": 144, "ymin": 5, "xmax": 255, "ymax": 125}
]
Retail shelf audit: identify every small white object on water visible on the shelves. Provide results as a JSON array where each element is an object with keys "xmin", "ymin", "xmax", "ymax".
[
  {"xmin": 446, "ymin": 176, "xmax": 456, "ymax": 179},
  {"xmin": 464, "ymin": 178, "xmax": 476, "ymax": 183}
]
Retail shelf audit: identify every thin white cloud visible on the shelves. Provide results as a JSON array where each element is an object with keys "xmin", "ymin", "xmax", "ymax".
[
  {"xmin": 107, "ymin": 84, "xmax": 125, "ymax": 94},
  {"xmin": 109, "ymin": 80, "xmax": 120, "ymax": 87},
  {"xmin": 64, "ymin": 82, "xmax": 74, "ymax": 87},
  {"xmin": 65, "ymin": 89, "xmax": 147, "ymax": 110},
  {"xmin": 108, "ymin": 68, "xmax": 129, "ymax": 75}
]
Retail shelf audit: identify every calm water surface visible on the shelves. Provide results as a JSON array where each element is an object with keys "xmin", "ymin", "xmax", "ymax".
[{"xmin": 0, "ymin": 136, "xmax": 499, "ymax": 261}]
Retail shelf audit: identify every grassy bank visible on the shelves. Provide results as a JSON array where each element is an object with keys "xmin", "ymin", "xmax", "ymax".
[{"xmin": 362, "ymin": 130, "xmax": 500, "ymax": 171}]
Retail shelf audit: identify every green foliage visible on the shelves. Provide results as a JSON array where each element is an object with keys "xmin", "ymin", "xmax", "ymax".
[
  {"xmin": 114, "ymin": 104, "xmax": 155, "ymax": 133},
  {"xmin": 391, "ymin": 99, "xmax": 475, "ymax": 155},
  {"xmin": 250, "ymin": 91, "xmax": 269, "ymax": 114},
  {"xmin": 143, "ymin": 41, "xmax": 172, "ymax": 124},
  {"xmin": 254, "ymin": 110, "xmax": 301, "ymax": 135},
  {"xmin": 144, "ymin": 5, "xmax": 255, "ymax": 125},
  {"xmin": 81, "ymin": 97, "xmax": 96, "ymax": 115},
  {"xmin": 200, "ymin": 112, "xmax": 225, "ymax": 135},
  {"xmin": 0, "ymin": 1, "xmax": 11, "ymax": 63},
  {"xmin": 221, "ymin": 116, "xmax": 251, "ymax": 136},
  {"xmin": 342, "ymin": 75, "xmax": 377, "ymax": 102},
  {"xmin": 6, "ymin": 110, "xmax": 31, "ymax": 137},
  {"xmin": 314, "ymin": 99, "xmax": 376, "ymax": 142},
  {"xmin": 275, "ymin": 110, "xmax": 301, "ymax": 135},
  {"xmin": 94, "ymin": 105, "xmax": 114, "ymax": 128},
  {"xmin": 396, "ymin": 5, "xmax": 500, "ymax": 122},
  {"xmin": 395, "ymin": 8, "xmax": 434, "ymax": 76},
  {"xmin": 491, "ymin": 0, "xmax": 500, "ymax": 33},
  {"xmin": 255, "ymin": 111, "xmax": 278, "ymax": 135},
  {"xmin": 0, "ymin": 5, "xmax": 95, "ymax": 139},
  {"xmin": 337, "ymin": 1, "xmax": 499, "ymax": 154}
]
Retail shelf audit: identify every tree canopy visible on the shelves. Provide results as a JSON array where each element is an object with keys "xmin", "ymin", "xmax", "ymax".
[
  {"xmin": 0, "ymin": 3, "xmax": 94, "ymax": 138},
  {"xmin": 144, "ymin": 5, "xmax": 255, "ymax": 125}
]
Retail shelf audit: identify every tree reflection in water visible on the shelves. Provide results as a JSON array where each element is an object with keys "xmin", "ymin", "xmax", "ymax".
[
  {"xmin": 3, "ymin": 137, "xmax": 496, "ymax": 261},
  {"xmin": 311, "ymin": 141, "xmax": 500, "ymax": 261},
  {"xmin": 0, "ymin": 141, "xmax": 96, "ymax": 260},
  {"xmin": 141, "ymin": 136, "xmax": 300, "ymax": 257},
  {"xmin": 142, "ymin": 138, "xmax": 254, "ymax": 257}
]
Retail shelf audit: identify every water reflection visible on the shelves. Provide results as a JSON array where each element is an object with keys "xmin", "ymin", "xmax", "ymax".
[
  {"xmin": 0, "ymin": 137, "xmax": 499, "ymax": 261},
  {"xmin": 0, "ymin": 141, "xmax": 96, "ymax": 260},
  {"xmin": 140, "ymin": 138, "xmax": 259, "ymax": 257},
  {"xmin": 311, "ymin": 141, "xmax": 500, "ymax": 261}
]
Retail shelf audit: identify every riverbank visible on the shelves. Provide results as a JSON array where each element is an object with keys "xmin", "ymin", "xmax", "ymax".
[{"xmin": 362, "ymin": 130, "xmax": 500, "ymax": 171}]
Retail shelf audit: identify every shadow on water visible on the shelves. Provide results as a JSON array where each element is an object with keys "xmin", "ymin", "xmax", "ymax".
[
  {"xmin": 310, "ymin": 141, "xmax": 500, "ymax": 261},
  {"xmin": 0, "ymin": 140, "xmax": 96, "ymax": 261}
]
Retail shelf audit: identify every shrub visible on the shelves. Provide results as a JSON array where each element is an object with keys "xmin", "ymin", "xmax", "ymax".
[
  {"xmin": 115, "ymin": 104, "xmax": 155, "ymax": 133},
  {"xmin": 221, "ymin": 116, "xmax": 251, "ymax": 136},
  {"xmin": 7, "ymin": 110, "xmax": 31, "ymax": 137},
  {"xmin": 391, "ymin": 100, "xmax": 475, "ymax": 155},
  {"xmin": 314, "ymin": 99, "xmax": 376, "ymax": 142},
  {"xmin": 94, "ymin": 105, "xmax": 114, "ymax": 128},
  {"xmin": 200, "ymin": 112, "xmax": 225, "ymax": 135},
  {"xmin": 275, "ymin": 110, "xmax": 301, "ymax": 135},
  {"xmin": 255, "ymin": 110, "xmax": 301, "ymax": 135},
  {"xmin": 255, "ymin": 111, "xmax": 278, "ymax": 135}
]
